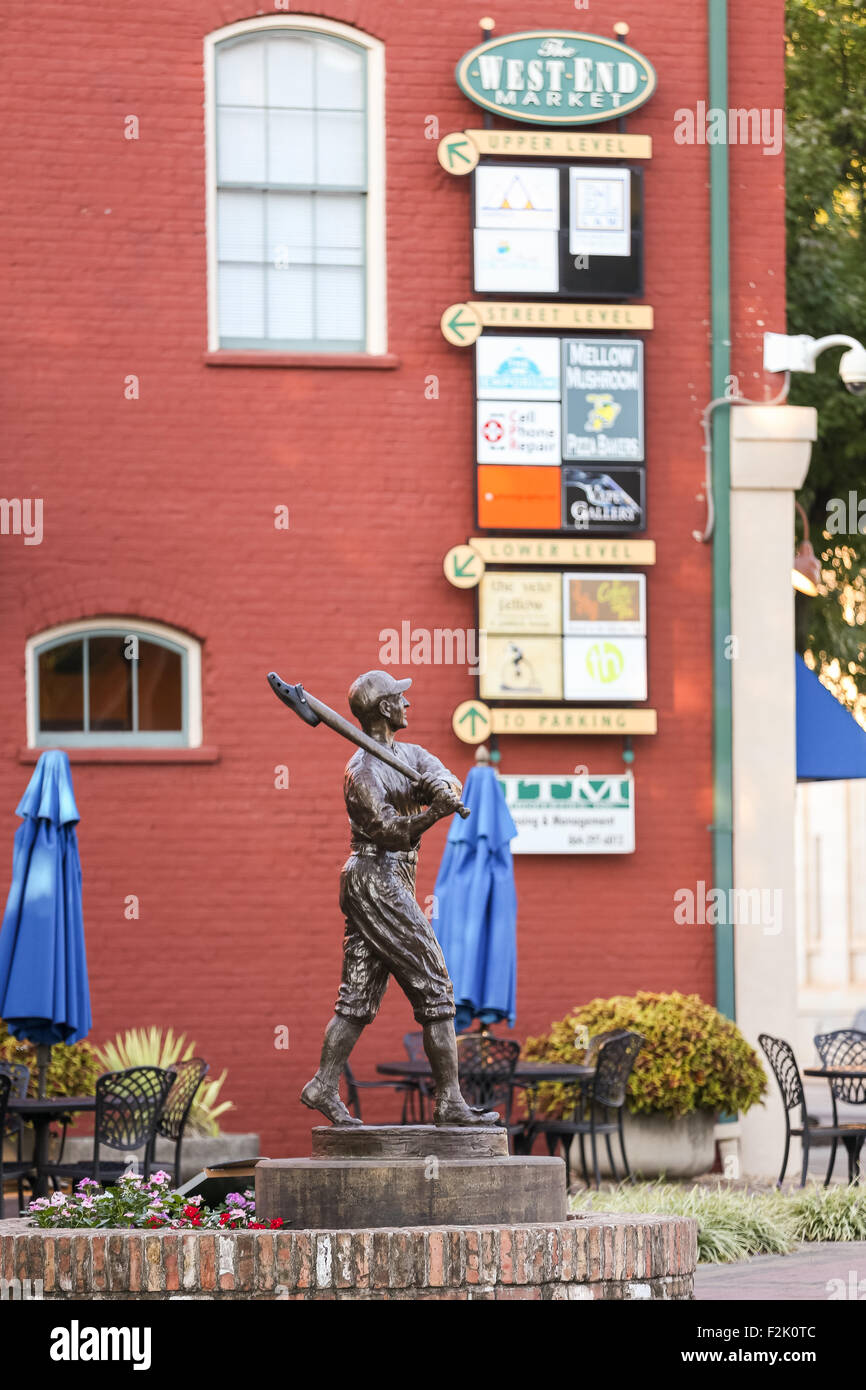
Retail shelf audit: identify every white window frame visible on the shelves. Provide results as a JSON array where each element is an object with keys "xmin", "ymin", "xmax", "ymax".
[
  {"xmin": 26, "ymin": 619, "xmax": 203, "ymax": 749},
  {"xmin": 204, "ymin": 15, "xmax": 386, "ymax": 355}
]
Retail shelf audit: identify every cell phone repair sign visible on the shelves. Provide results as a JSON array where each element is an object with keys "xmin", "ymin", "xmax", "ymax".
[
  {"xmin": 499, "ymin": 773, "xmax": 635, "ymax": 853},
  {"xmin": 561, "ymin": 338, "xmax": 644, "ymax": 462}
]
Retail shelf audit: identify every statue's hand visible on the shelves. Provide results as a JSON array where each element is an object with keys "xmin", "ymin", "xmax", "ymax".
[
  {"xmin": 430, "ymin": 786, "xmax": 462, "ymax": 820},
  {"xmin": 417, "ymin": 775, "xmax": 447, "ymax": 804}
]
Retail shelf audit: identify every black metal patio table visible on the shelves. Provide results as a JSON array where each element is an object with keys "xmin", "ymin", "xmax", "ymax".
[
  {"xmin": 804, "ymin": 1066, "xmax": 866, "ymax": 1182},
  {"xmin": 804, "ymin": 1066, "xmax": 866, "ymax": 1083},
  {"xmin": 376, "ymin": 1059, "xmax": 594, "ymax": 1137},
  {"xmin": 7, "ymin": 1096, "xmax": 96, "ymax": 1199}
]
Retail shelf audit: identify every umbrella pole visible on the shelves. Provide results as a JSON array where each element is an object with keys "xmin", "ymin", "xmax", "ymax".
[{"xmin": 36, "ymin": 1043, "xmax": 51, "ymax": 1098}]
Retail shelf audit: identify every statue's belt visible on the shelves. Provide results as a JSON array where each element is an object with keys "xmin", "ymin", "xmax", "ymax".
[{"xmin": 350, "ymin": 845, "xmax": 419, "ymax": 862}]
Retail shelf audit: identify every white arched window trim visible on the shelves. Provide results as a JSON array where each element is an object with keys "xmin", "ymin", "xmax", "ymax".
[
  {"xmin": 26, "ymin": 619, "xmax": 203, "ymax": 749},
  {"xmin": 204, "ymin": 14, "xmax": 387, "ymax": 355}
]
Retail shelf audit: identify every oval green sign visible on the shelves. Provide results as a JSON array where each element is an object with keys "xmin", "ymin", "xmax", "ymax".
[{"xmin": 455, "ymin": 30, "xmax": 657, "ymax": 126}]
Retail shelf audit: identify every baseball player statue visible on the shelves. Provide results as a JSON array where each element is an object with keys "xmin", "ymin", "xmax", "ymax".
[{"xmin": 269, "ymin": 668, "xmax": 498, "ymax": 1128}]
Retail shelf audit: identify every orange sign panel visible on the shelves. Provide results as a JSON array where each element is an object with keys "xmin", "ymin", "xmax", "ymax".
[{"xmin": 477, "ymin": 465, "xmax": 560, "ymax": 530}]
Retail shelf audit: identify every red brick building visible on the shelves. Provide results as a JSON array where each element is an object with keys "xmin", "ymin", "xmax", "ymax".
[{"xmin": 0, "ymin": 1, "xmax": 785, "ymax": 1153}]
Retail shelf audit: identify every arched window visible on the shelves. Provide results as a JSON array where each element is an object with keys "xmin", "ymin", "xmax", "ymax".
[
  {"xmin": 26, "ymin": 621, "xmax": 202, "ymax": 748},
  {"xmin": 205, "ymin": 17, "xmax": 386, "ymax": 354}
]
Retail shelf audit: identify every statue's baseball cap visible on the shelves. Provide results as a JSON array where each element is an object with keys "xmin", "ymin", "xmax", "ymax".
[{"xmin": 348, "ymin": 670, "xmax": 412, "ymax": 720}]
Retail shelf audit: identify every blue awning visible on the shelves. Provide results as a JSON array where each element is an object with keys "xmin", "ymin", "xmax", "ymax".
[{"xmin": 796, "ymin": 655, "xmax": 866, "ymax": 781}]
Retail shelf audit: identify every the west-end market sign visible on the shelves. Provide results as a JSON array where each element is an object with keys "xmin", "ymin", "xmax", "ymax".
[{"xmin": 455, "ymin": 31, "xmax": 657, "ymax": 126}]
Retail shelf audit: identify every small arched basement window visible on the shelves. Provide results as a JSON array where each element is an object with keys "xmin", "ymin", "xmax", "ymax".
[{"xmin": 26, "ymin": 620, "xmax": 202, "ymax": 748}]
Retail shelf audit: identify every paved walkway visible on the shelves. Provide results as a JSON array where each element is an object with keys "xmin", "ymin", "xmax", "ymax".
[{"xmin": 696, "ymin": 1242, "xmax": 866, "ymax": 1301}]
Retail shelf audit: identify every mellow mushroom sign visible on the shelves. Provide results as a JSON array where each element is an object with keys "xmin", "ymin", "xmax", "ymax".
[{"xmin": 455, "ymin": 30, "xmax": 657, "ymax": 125}]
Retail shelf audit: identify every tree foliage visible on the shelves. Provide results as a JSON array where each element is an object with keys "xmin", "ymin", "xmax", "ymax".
[{"xmin": 787, "ymin": 0, "xmax": 866, "ymax": 711}]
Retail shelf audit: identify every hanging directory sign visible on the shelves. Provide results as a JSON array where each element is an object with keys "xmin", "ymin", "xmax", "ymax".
[
  {"xmin": 561, "ymin": 338, "xmax": 644, "ymax": 462},
  {"xmin": 499, "ymin": 773, "xmax": 635, "ymax": 854}
]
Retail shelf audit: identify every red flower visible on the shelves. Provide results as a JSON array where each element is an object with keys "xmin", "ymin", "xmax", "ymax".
[{"xmin": 270, "ymin": 1219, "xmax": 284, "ymax": 1229}]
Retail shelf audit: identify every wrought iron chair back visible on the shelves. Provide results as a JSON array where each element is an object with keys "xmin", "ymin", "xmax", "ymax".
[
  {"xmin": 583, "ymin": 1029, "xmax": 632, "ymax": 1069},
  {"xmin": 403, "ymin": 1032, "xmax": 425, "ymax": 1061},
  {"xmin": 759, "ymin": 1034, "xmax": 806, "ymax": 1113},
  {"xmin": 157, "ymin": 1058, "xmax": 208, "ymax": 1141},
  {"xmin": 814, "ymin": 1030, "xmax": 866, "ymax": 1105},
  {"xmin": 456, "ymin": 1035, "xmax": 520, "ymax": 1113},
  {"xmin": 591, "ymin": 1031, "xmax": 644, "ymax": 1109},
  {"xmin": 0, "ymin": 1062, "xmax": 29, "ymax": 1138},
  {"xmin": 95, "ymin": 1066, "xmax": 174, "ymax": 1153}
]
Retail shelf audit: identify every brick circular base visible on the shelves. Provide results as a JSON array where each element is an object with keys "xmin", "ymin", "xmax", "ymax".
[{"xmin": 0, "ymin": 1213, "xmax": 697, "ymax": 1300}]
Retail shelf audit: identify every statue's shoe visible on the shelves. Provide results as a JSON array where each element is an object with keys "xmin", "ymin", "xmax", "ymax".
[
  {"xmin": 300, "ymin": 1078, "xmax": 363, "ymax": 1126},
  {"xmin": 433, "ymin": 1100, "xmax": 500, "ymax": 1127}
]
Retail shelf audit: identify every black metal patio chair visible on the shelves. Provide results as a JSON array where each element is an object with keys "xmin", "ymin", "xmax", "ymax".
[
  {"xmin": 0, "ymin": 1071, "xmax": 35, "ymax": 1212},
  {"xmin": 537, "ymin": 1030, "xmax": 644, "ymax": 1189},
  {"xmin": 147, "ymin": 1058, "xmax": 209, "ymax": 1184},
  {"xmin": 342, "ymin": 1062, "xmax": 421, "ymax": 1125},
  {"xmin": 759, "ymin": 1033, "xmax": 866, "ymax": 1187},
  {"xmin": 813, "ymin": 1030, "xmax": 866, "ymax": 1184},
  {"xmin": 456, "ymin": 1033, "xmax": 523, "ymax": 1148},
  {"xmin": 42, "ymin": 1066, "xmax": 174, "ymax": 1188}
]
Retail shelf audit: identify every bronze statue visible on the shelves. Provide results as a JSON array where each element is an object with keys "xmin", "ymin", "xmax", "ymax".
[{"xmin": 268, "ymin": 669, "xmax": 498, "ymax": 1127}]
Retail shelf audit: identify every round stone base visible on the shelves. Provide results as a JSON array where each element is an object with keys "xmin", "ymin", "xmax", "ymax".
[{"xmin": 256, "ymin": 1155, "xmax": 566, "ymax": 1229}]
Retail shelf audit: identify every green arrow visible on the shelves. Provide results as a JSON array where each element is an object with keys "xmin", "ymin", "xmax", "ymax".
[
  {"xmin": 445, "ymin": 137, "xmax": 473, "ymax": 169},
  {"xmin": 452, "ymin": 551, "xmax": 478, "ymax": 578},
  {"xmin": 458, "ymin": 705, "xmax": 488, "ymax": 736},
  {"xmin": 446, "ymin": 309, "xmax": 477, "ymax": 342}
]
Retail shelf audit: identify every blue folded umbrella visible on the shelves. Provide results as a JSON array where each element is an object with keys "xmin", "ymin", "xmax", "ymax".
[
  {"xmin": 433, "ymin": 764, "xmax": 518, "ymax": 1030},
  {"xmin": 0, "ymin": 750, "xmax": 91, "ymax": 1047}
]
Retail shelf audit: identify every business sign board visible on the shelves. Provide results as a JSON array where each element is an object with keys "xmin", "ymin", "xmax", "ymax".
[
  {"xmin": 455, "ymin": 31, "xmax": 657, "ymax": 126},
  {"xmin": 477, "ymin": 464, "xmax": 561, "ymax": 529},
  {"xmin": 499, "ymin": 773, "xmax": 635, "ymax": 853},
  {"xmin": 477, "ymin": 401, "xmax": 561, "ymax": 464},
  {"xmin": 474, "ymin": 228, "xmax": 559, "ymax": 293},
  {"xmin": 562, "ymin": 338, "xmax": 644, "ymax": 461},
  {"xmin": 479, "ymin": 571, "xmax": 562, "ymax": 634},
  {"xmin": 562, "ymin": 572, "xmax": 646, "ymax": 636},
  {"xmin": 476, "ymin": 336, "xmax": 560, "ymax": 399},
  {"xmin": 569, "ymin": 167, "xmax": 631, "ymax": 258},
  {"xmin": 563, "ymin": 465, "xmax": 646, "ymax": 533},
  {"xmin": 480, "ymin": 635, "xmax": 563, "ymax": 701},
  {"xmin": 475, "ymin": 164, "xmax": 560, "ymax": 229},
  {"xmin": 563, "ymin": 634, "xmax": 647, "ymax": 701}
]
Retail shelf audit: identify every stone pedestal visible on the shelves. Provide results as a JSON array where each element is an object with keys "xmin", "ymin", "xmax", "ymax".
[{"xmin": 256, "ymin": 1125, "xmax": 566, "ymax": 1229}]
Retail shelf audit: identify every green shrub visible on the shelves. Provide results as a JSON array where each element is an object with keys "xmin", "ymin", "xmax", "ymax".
[
  {"xmin": 573, "ymin": 1183, "xmax": 797, "ymax": 1263},
  {"xmin": 524, "ymin": 991, "xmax": 767, "ymax": 1117},
  {"xmin": 789, "ymin": 1184, "xmax": 866, "ymax": 1242},
  {"xmin": 0, "ymin": 1021, "xmax": 102, "ymax": 1100},
  {"xmin": 573, "ymin": 1180, "xmax": 866, "ymax": 1261}
]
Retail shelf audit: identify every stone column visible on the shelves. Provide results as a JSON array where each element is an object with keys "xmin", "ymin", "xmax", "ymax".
[{"xmin": 729, "ymin": 404, "xmax": 817, "ymax": 1178}]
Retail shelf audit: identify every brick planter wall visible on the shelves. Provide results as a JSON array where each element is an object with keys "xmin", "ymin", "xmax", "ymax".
[{"xmin": 0, "ymin": 1214, "xmax": 697, "ymax": 1300}]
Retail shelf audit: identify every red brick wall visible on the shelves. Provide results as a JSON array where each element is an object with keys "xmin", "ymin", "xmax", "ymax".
[{"xmin": 0, "ymin": 2, "xmax": 785, "ymax": 1154}]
